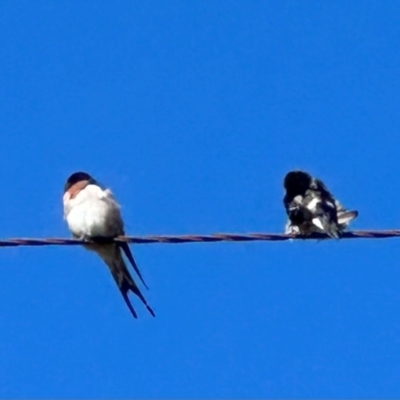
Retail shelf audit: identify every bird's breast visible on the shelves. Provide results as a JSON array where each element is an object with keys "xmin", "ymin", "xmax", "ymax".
[{"xmin": 66, "ymin": 197, "xmax": 121, "ymax": 239}]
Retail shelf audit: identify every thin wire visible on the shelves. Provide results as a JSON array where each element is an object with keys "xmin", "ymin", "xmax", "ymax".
[{"xmin": 0, "ymin": 229, "xmax": 398, "ymax": 247}]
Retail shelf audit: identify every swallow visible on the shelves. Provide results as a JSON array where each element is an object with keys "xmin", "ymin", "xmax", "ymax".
[
  {"xmin": 283, "ymin": 170, "xmax": 358, "ymax": 238},
  {"xmin": 63, "ymin": 171, "xmax": 155, "ymax": 318}
]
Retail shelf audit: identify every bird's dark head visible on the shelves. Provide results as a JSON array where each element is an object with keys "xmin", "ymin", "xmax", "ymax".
[
  {"xmin": 64, "ymin": 171, "xmax": 96, "ymax": 192},
  {"xmin": 284, "ymin": 170, "xmax": 312, "ymax": 196}
]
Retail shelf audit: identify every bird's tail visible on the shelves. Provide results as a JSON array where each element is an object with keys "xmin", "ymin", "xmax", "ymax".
[
  {"xmin": 337, "ymin": 210, "xmax": 358, "ymax": 227},
  {"xmin": 335, "ymin": 199, "xmax": 359, "ymax": 228},
  {"xmin": 120, "ymin": 242, "xmax": 149, "ymax": 289},
  {"xmin": 96, "ymin": 244, "xmax": 155, "ymax": 318},
  {"xmin": 311, "ymin": 209, "xmax": 358, "ymax": 238}
]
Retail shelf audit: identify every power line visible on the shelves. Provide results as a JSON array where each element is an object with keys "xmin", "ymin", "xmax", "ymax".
[{"xmin": 0, "ymin": 229, "xmax": 398, "ymax": 247}]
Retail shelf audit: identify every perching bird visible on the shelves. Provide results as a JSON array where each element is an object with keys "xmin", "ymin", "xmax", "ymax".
[
  {"xmin": 63, "ymin": 171, "xmax": 155, "ymax": 318},
  {"xmin": 283, "ymin": 170, "xmax": 358, "ymax": 238}
]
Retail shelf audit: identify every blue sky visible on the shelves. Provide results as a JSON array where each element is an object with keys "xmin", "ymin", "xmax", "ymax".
[{"xmin": 0, "ymin": 1, "xmax": 399, "ymax": 398}]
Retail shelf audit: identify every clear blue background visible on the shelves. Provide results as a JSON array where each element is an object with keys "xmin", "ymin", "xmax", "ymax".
[{"xmin": 0, "ymin": 1, "xmax": 399, "ymax": 398}]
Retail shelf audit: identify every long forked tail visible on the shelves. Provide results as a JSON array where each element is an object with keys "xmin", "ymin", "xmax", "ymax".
[
  {"xmin": 99, "ymin": 244, "xmax": 155, "ymax": 318},
  {"xmin": 118, "ymin": 274, "xmax": 156, "ymax": 318},
  {"xmin": 120, "ymin": 243, "xmax": 149, "ymax": 289}
]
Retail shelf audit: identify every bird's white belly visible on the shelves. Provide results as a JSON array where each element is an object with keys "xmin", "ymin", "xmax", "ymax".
[{"xmin": 67, "ymin": 200, "xmax": 113, "ymax": 238}]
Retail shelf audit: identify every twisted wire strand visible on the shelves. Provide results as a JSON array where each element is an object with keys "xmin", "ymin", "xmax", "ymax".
[{"xmin": 0, "ymin": 230, "xmax": 398, "ymax": 247}]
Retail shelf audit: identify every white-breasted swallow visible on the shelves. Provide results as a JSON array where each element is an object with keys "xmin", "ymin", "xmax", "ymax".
[
  {"xmin": 283, "ymin": 170, "xmax": 358, "ymax": 238},
  {"xmin": 63, "ymin": 171, "xmax": 155, "ymax": 319}
]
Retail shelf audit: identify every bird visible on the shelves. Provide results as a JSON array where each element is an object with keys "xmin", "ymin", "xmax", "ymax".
[
  {"xmin": 63, "ymin": 171, "xmax": 155, "ymax": 319},
  {"xmin": 283, "ymin": 170, "xmax": 358, "ymax": 238}
]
